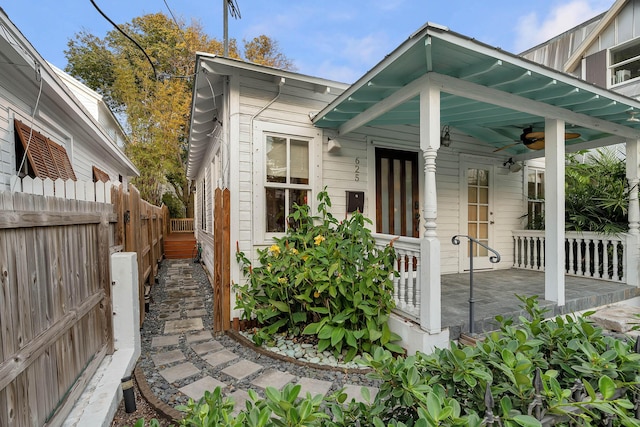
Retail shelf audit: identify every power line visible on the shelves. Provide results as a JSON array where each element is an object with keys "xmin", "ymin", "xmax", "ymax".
[{"xmin": 89, "ymin": 0, "xmax": 159, "ymax": 80}]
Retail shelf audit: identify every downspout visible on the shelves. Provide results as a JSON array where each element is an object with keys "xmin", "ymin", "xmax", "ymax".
[
  {"xmin": 251, "ymin": 77, "xmax": 286, "ymax": 123},
  {"xmin": 248, "ymin": 76, "xmax": 286, "ymax": 249}
]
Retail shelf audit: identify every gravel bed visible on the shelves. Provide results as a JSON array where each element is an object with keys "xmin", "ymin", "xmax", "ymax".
[{"xmin": 137, "ymin": 259, "xmax": 381, "ymax": 410}]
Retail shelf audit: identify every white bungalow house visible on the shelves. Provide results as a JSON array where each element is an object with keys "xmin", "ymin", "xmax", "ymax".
[
  {"xmin": 0, "ymin": 8, "xmax": 138, "ymax": 194},
  {"xmin": 187, "ymin": 22, "xmax": 640, "ymax": 354}
]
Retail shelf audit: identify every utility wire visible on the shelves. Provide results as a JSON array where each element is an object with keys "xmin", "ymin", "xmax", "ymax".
[
  {"xmin": 163, "ymin": 0, "xmax": 184, "ymax": 33},
  {"xmin": 11, "ymin": 67, "xmax": 43, "ymax": 192},
  {"xmin": 162, "ymin": 0, "xmax": 193, "ymax": 80},
  {"xmin": 89, "ymin": 0, "xmax": 159, "ymax": 80},
  {"xmin": 227, "ymin": 0, "xmax": 241, "ymax": 19}
]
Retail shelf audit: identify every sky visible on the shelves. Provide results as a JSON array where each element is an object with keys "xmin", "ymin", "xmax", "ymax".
[{"xmin": 2, "ymin": 0, "xmax": 616, "ymax": 84}]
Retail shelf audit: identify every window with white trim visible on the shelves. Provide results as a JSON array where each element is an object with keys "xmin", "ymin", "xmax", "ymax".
[
  {"xmin": 265, "ymin": 134, "xmax": 310, "ymax": 233},
  {"xmin": 527, "ymin": 167, "xmax": 544, "ymax": 230},
  {"xmin": 609, "ymin": 38, "xmax": 640, "ymax": 86},
  {"xmin": 200, "ymin": 178, "xmax": 207, "ymax": 231}
]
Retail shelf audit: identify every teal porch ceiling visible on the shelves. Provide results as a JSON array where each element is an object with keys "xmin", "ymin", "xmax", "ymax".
[{"xmin": 312, "ymin": 24, "xmax": 640, "ymax": 156}]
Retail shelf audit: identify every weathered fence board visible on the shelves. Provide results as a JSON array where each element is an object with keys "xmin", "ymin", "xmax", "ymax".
[{"xmin": 0, "ymin": 181, "xmax": 168, "ymax": 426}]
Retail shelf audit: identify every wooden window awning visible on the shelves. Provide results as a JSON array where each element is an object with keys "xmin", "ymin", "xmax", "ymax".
[
  {"xmin": 92, "ymin": 166, "xmax": 110, "ymax": 183},
  {"xmin": 14, "ymin": 119, "xmax": 77, "ymax": 181}
]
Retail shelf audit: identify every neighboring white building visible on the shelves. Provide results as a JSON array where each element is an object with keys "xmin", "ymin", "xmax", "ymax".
[
  {"xmin": 0, "ymin": 8, "xmax": 138, "ymax": 192},
  {"xmin": 52, "ymin": 64, "xmax": 129, "ymax": 150},
  {"xmin": 522, "ymin": 0, "xmax": 640, "ymax": 100}
]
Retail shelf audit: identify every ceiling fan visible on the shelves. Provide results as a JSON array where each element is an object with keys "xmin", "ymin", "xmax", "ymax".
[{"xmin": 493, "ymin": 126, "xmax": 580, "ymax": 152}]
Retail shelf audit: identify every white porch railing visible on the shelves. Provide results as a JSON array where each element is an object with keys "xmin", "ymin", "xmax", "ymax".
[
  {"xmin": 374, "ymin": 233, "xmax": 421, "ymax": 322},
  {"xmin": 170, "ymin": 218, "xmax": 194, "ymax": 233},
  {"xmin": 512, "ymin": 230, "xmax": 628, "ymax": 283}
]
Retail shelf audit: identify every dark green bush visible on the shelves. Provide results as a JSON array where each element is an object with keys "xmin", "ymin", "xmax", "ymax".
[{"xmin": 235, "ymin": 189, "xmax": 402, "ymax": 360}]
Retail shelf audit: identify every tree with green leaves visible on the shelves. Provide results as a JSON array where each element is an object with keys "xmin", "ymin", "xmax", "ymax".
[
  {"xmin": 565, "ymin": 148, "xmax": 629, "ymax": 234},
  {"xmin": 64, "ymin": 12, "xmax": 294, "ymax": 213}
]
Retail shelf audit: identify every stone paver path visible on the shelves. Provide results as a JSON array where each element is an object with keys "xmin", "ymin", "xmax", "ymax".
[{"xmin": 144, "ymin": 260, "xmax": 380, "ymax": 417}]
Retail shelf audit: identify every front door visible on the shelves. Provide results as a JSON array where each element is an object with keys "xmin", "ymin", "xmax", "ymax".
[
  {"xmin": 462, "ymin": 161, "xmax": 495, "ymax": 270},
  {"xmin": 375, "ymin": 148, "xmax": 419, "ymax": 237}
]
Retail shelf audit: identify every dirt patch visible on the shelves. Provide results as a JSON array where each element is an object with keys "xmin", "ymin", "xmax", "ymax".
[{"xmin": 110, "ymin": 376, "xmax": 175, "ymax": 427}]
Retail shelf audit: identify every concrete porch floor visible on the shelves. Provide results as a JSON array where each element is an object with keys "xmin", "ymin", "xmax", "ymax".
[{"xmin": 440, "ymin": 268, "xmax": 640, "ymax": 339}]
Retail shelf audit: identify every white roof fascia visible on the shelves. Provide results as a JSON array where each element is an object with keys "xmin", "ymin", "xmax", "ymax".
[
  {"xmin": 315, "ymin": 24, "xmax": 640, "ymax": 134},
  {"xmin": 312, "ymin": 25, "xmax": 432, "ymax": 125},
  {"xmin": 195, "ymin": 53, "xmax": 349, "ymax": 90}
]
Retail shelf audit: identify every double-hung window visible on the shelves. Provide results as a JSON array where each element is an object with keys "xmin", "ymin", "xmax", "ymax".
[
  {"xmin": 527, "ymin": 167, "xmax": 544, "ymax": 229},
  {"xmin": 265, "ymin": 134, "xmax": 310, "ymax": 233}
]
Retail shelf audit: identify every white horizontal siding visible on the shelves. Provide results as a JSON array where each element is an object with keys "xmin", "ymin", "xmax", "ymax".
[
  {"xmin": 0, "ymin": 97, "xmax": 12, "ymax": 188},
  {"xmin": 197, "ymin": 70, "xmax": 532, "ymax": 284},
  {"xmin": 1, "ymin": 89, "xmax": 130, "ymax": 190}
]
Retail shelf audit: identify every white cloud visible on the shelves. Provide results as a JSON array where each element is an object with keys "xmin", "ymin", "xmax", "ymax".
[
  {"xmin": 342, "ymin": 32, "xmax": 388, "ymax": 66},
  {"xmin": 297, "ymin": 30, "xmax": 394, "ymax": 81},
  {"xmin": 312, "ymin": 61, "xmax": 362, "ymax": 83},
  {"xmin": 513, "ymin": 0, "xmax": 613, "ymax": 52}
]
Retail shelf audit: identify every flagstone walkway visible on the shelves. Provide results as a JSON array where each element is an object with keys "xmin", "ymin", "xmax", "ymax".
[{"xmin": 135, "ymin": 260, "xmax": 380, "ymax": 422}]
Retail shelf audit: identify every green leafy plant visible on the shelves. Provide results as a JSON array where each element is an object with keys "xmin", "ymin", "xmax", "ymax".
[
  {"xmin": 176, "ymin": 387, "xmax": 237, "ymax": 426},
  {"xmin": 565, "ymin": 148, "xmax": 629, "ymax": 234},
  {"xmin": 356, "ymin": 296, "xmax": 640, "ymax": 426},
  {"xmin": 174, "ymin": 384, "xmax": 329, "ymax": 427},
  {"xmin": 131, "ymin": 418, "xmax": 161, "ymax": 427},
  {"xmin": 235, "ymin": 188, "xmax": 402, "ymax": 360}
]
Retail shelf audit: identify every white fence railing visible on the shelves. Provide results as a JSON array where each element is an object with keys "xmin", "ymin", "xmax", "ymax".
[
  {"xmin": 9, "ymin": 175, "xmax": 118, "ymax": 203},
  {"xmin": 374, "ymin": 233, "xmax": 421, "ymax": 321},
  {"xmin": 512, "ymin": 230, "xmax": 628, "ymax": 283}
]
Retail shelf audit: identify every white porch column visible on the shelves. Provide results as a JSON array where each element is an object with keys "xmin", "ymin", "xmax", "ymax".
[
  {"xmin": 625, "ymin": 139, "xmax": 640, "ymax": 287},
  {"xmin": 419, "ymin": 81, "xmax": 441, "ymax": 333},
  {"xmin": 544, "ymin": 118, "xmax": 565, "ymax": 305}
]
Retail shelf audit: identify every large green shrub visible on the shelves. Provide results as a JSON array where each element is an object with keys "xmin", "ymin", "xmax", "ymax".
[
  {"xmin": 565, "ymin": 148, "xmax": 629, "ymax": 234},
  {"xmin": 235, "ymin": 189, "xmax": 402, "ymax": 360},
  {"xmin": 360, "ymin": 296, "xmax": 640, "ymax": 426}
]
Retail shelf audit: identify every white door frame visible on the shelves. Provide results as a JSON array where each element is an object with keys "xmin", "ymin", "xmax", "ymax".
[{"xmin": 458, "ymin": 154, "xmax": 497, "ymax": 271}]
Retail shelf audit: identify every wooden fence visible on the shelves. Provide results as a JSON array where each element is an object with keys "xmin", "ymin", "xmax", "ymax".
[
  {"xmin": 0, "ymin": 179, "xmax": 167, "ymax": 426},
  {"xmin": 115, "ymin": 185, "xmax": 168, "ymax": 324}
]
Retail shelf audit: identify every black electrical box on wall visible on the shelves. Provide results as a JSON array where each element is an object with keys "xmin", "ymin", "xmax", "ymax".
[{"xmin": 346, "ymin": 191, "xmax": 364, "ymax": 213}]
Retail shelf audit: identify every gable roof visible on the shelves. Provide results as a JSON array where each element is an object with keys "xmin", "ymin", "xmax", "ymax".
[
  {"xmin": 187, "ymin": 54, "xmax": 348, "ymax": 178},
  {"xmin": 563, "ymin": 0, "xmax": 629, "ymax": 73},
  {"xmin": 311, "ymin": 23, "xmax": 640, "ymax": 157}
]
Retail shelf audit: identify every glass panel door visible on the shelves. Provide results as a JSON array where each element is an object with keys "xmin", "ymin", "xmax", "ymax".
[{"xmin": 464, "ymin": 165, "xmax": 494, "ymax": 269}]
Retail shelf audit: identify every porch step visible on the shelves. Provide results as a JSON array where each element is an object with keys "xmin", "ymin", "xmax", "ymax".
[
  {"xmin": 459, "ymin": 333, "xmax": 486, "ymax": 347},
  {"xmin": 165, "ymin": 238, "xmax": 196, "ymax": 259}
]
